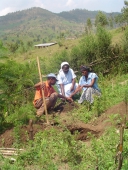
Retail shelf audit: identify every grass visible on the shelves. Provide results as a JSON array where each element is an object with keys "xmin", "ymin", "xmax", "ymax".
[
  {"xmin": 11, "ymin": 38, "xmax": 80, "ymax": 63},
  {"xmin": 0, "ymin": 26, "xmax": 128, "ymax": 169},
  {"xmin": 110, "ymin": 27, "xmax": 125, "ymax": 45},
  {"xmin": 6, "ymin": 26, "xmax": 124, "ymax": 64}
]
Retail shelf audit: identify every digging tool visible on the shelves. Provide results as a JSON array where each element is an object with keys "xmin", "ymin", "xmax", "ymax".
[
  {"xmin": 29, "ymin": 119, "xmax": 33, "ymax": 140},
  {"xmin": 37, "ymin": 56, "xmax": 50, "ymax": 125}
]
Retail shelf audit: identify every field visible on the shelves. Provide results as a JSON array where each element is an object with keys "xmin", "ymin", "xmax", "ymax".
[
  {"xmin": 9, "ymin": 28, "xmax": 122, "ymax": 63},
  {"xmin": 0, "ymin": 26, "xmax": 128, "ymax": 169},
  {"xmin": 0, "ymin": 100, "xmax": 127, "ymax": 147}
]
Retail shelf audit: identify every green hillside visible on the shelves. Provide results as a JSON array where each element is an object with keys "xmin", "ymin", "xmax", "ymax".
[
  {"xmin": 0, "ymin": 26, "xmax": 128, "ymax": 169},
  {"xmin": 0, "ymin": 7, "xmax": 84, "ymax": 44},
  {"xmin": 0, "ymin": 3, "xmax": 128, "ymax": 167},
  {"xmin": 0, "ymin": 7, "xmax": 119, "ymax": 44},
  {"xmin": 58, "ymin": 9, "xmax": 119, "ymax": 23}
]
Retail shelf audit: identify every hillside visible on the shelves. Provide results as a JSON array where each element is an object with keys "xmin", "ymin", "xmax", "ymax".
[
  {"xmin": 0, "ymin": 9, "xmax": 128, "ymax": 168},
  {"xmin": 58, "ymin": 9, "xmax": 119, "ymax": 23},
  {"xmin": 0, "ymin": 7, "xmax": 119, "ymax": 44},
  {"xmin": 0, "ymin": 7, "xmax": 83, "ymax": 43}
]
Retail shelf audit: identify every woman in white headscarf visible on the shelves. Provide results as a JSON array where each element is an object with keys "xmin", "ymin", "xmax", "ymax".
[{"xmin": 57, "ymin": 62, "xmax": 78, "ymax": 97}]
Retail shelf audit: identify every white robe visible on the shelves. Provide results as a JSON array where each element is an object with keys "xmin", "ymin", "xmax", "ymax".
[{"xmin": 57, "ymin": 68, "xmax": 78, "ymax": 97}]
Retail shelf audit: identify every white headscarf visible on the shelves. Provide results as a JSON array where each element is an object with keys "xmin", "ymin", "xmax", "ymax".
[{"xmin": 61, "ymin": 62, "xmax": 69, "ymax": 69}]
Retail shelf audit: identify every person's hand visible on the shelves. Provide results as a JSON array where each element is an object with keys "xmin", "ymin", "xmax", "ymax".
[
  {"xmin": 40, "ymin": 83, "xmax": 45, "ymax": 90},
  {"xmin": 61, "ymin": 98, "xmax": 66, "ymax": 102},
  {"xmin": 69, "ymin": 94, "xmax": 73, "ymax": 98},
  {"xmin": 66, "ymin": 97, "xmax": 73, "ymax": 103}
]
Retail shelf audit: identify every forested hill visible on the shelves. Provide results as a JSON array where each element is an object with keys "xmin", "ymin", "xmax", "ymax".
[
  {"xmin": 0, "ymin": 7, "xmax": 119, "ymax": 43},
  {"xmin": 0, "ymin": 7, "xmax": 119, "ymax": 27},
  {"xmin": 0, "ymin": 7, "xmax": 59, "ymax": 30},
  {"xmin": 58, "ymin": 9, "xmax": 119, "ymax": 23}
]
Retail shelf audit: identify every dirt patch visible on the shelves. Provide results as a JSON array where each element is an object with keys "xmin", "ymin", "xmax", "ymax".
[
  {"xmin": 0, "ymin": 101, "xmax": 127, "ymax": 147},
  {"xmin": 0, "ymin": 124, "xmax": 46, "ymax": 148},
  {"xmin": 91, "ymin": 101, "xmax": 128, "ymax": 127},
  {"xmin": 67, "ymin": 124, "xmax": 100, "ymax": 141},
  {"xmin": 0, "ymin": 129, "xmax": 14, "ymax": 147},
  {"xmin": 53, "ymin": 101, "xmax": 79, "ymax": 113}
]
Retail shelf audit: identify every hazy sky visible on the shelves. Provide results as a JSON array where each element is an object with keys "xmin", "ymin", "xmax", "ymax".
[{"xmin": 0, "ymin": 0, "xmax": 125, "ymax": 16}]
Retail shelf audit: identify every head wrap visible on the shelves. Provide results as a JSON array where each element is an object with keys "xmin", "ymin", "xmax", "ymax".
[{"xmin": 61, "ymin": 62, "xmax": 69, "ymax": 69}]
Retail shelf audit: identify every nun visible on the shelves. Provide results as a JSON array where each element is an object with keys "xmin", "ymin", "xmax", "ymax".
[{"xmin": 57, "ymin": 62, "xmax": 78, "ymax": 97}]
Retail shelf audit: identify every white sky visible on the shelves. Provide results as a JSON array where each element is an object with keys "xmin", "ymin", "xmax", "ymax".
[{"xmin": 0, "ymin": 0, "xmax": 125, "ymax": 16}]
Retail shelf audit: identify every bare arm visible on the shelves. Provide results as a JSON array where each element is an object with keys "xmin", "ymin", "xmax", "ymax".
[
  {"xmin": 34, "ymin": 82, "xmax": 41, "ymax": 88},
  {"xmin": 70, "ymin": 78, "xmax": 76, "ymax": 91},
  {"xmin": 82, "ymin": 78, "xmax": 95, "ymax": 88},
  {"xmin": 69, "ymin": 85, "xmax": 82, "ymax": 98},
  {"xmin": 58, "ymin": 93, "xmax": 73, "ymax": 102},
  {"xmin": 34, "ymin": 82, "xmax": 45, "ymax": 89},
  {"xmin": 60, "ymin": 84, "xmax": 65, "ymax": 96},
  {"xmin": 70, "ymin": 78, "xmax": 96, "ymax": 98}
]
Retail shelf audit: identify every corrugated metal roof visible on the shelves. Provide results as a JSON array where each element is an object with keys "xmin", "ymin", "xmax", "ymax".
[{"xmin": 34, "ymin": 42, "xmax": 57, "ymax": 47}]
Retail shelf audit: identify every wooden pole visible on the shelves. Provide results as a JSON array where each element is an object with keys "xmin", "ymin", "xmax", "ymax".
[
  {"xmin": 29, "ymin": 119, "xmax": 33, "ymax": 140},
  {"xmin": 37, "ymin": 56, "xmax": 49, "ymax": 124},
  {"xmin": 112, "ymin": 79, "xmax": 113, "ymax": 91},
  {"xmin": 120, "ymin": 124, "xmax": 124, "ymax": 148},
  {"xmin": 117, "ymin": 124, "xmax": 124, "ymax": 170}
]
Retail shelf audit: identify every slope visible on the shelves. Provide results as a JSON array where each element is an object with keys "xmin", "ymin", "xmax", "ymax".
[{"xmin": 0, "ymin": 7, "xmax": 119, "ymax": 44}]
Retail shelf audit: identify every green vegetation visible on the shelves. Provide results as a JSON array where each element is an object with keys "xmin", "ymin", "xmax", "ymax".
[
  {"xmin": 95, "ymin": 11, "xmax": 109, "ymax": 27},
  {"xmin": 0, "ymin": 7, "xmax": 120, "ymax": 45},
  {"xmin": 0, "ymin": 3, "xmax": 128, "ymax": 169}
]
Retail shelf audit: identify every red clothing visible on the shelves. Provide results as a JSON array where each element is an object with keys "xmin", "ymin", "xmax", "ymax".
[{"xmin": 33, "ymin": 81, "xmax": 56, "ymax": 105}]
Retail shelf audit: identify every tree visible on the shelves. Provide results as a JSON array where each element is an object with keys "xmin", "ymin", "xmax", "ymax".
[
  {"xmin": 108, "ymin": 13, "xmax": 114, "ymax": 28},
  {"xmin": 121, "ymin": 0, "xmax": 128, "ymax": 23},
  {"xmin": 86, "ymin": 18, "xmax": 92, "ymax": 33},
  {"xmin": 109, "ymin": 18, "xmax": 113, "ymax": 28},
  {"xmin": 95, "ymin": 11, "xmax": 108, "ymax": 27},
  {"xmin": 6, "ymin": 42, "xmax": 19, "ymax": 53}
]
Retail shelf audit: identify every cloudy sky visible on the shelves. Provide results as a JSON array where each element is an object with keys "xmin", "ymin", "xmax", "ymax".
[{"xmin": 0, "ymin": 0, "xmax": 125, "ymax": 16}]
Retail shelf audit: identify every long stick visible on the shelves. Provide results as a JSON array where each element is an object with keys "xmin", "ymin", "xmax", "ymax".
[
  {"xmin": 29, "ymin": 119, "xmax": 33, "ymax": 140},
  {"xmin": 117, "ymin": 124, "xmax": 124, "ymax": 170},
  {"xmin": 37, "ymin": 56, "xmax": 49, "ymax": 124}
]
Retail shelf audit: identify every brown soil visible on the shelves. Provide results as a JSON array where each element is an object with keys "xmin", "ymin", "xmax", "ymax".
[{"xmin": 0, "ymin": 101, "xmax": 127, "ymax": 148}]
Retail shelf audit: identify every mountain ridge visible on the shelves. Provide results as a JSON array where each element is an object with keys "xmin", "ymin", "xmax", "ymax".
[{"xmin": 0, "ymin": 7, "xmax": 119, "ymax": 43}]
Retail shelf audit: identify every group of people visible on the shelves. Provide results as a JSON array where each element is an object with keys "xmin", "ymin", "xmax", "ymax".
[{"xmin": 33, "ymin": 62, "xmax": 101, "ymax": 117}]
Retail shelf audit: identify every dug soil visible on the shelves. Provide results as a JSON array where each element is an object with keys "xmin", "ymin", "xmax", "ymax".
[{"xmin": 0, "ymin": 101, "xmax": 127, "ymax": 147}]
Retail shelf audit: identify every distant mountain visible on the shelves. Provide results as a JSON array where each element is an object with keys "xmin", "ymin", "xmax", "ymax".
[
  {"xmin": 0, "ymin": 7, "xmax": 119, "ymax": 44},
  {"xmin": 58, "ymin": 9, "xmax": 119, "ymax": 23},
  {"xmin": 58, "ymin": 9, "xmax": 98, "ymax": 23}
]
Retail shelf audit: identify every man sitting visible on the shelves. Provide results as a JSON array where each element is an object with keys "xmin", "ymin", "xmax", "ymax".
[{"xmin": 33, "ymin": 73, "xmax": 73, "ymax": 117}]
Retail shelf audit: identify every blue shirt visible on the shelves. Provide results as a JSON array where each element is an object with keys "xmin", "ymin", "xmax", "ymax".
[{"xmin": 79, "ymin": 72, "xmax": 100, "ymax": 91}]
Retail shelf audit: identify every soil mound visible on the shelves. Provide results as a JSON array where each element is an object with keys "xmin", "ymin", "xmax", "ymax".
[{"xmin": 0, "ymin": 101, "xmax": 127, "ymax": 147}]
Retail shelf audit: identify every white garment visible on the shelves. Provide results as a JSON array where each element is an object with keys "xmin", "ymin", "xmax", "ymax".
[
  {"xmin": 61, "ymin": 62, "xmax": 69, "ymax": 68},
  {"xmin": 57, "ymin": 83, "xmax": 78, "ymax": 97},
  {"xmin": 57, "ymin": 68, "xmax": 77, "ymax": 97},
  {"xmin": 57, "ymin": 68, "xmax": 76, "ymax": 85}
]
